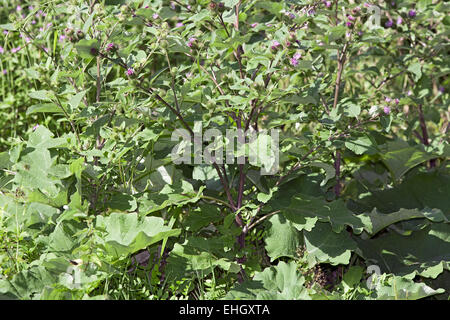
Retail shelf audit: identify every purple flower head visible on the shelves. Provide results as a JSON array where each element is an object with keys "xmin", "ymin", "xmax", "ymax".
[
  {"xmin": 170, "ymin": 1, "xmax": 176, "ymax": 10},
  {"xmin": 287, "ymin": 12, "xmax": 296, "ymax": 19},
  {"xmin": 0, "ymin": 47, "xmax": 3, "ymax": 54},
  {"xmin": 397, "ymin": 17, "xmax": 403, "ymax": 25},
  {"xmin": 293, "ymin": 52, "xmax": 302, "ymax": 60},
  {"xmin": 145, "ymin": 5, "xmax": 149, "ymax": 8},
  {"xmin": 39, "ymin": 27, "xmax": 44, "ymax": 32},
  {"xmin": 32, "ymin": 124, "xmax": 39, "ymax": 131},
  {"xmin": 346, "ymin": 22, "xmax": 353, "ymax": 28},
  {"xmin": 59, "ymin": 35, "xmax": 66, "ymax": 43},
  {"xmin": 439, "ymin": 86, "xmax": 445, "ymax": 93},
  {"xmin": 153, "ymin": 13, "xmax": 159, "ymax": 19},
  {"xmin": 187, "ymin": 37, "xmax": 196, "ymax": 48},
  {"xmin": 11, "ymin": 46, "xmax": 21, "ymax": 53},
  {"xmin": 2, "ymin": 69, "xmax": 6, "ymax": 75},
  {"xmin": 348, "ymin": 15, "xmax": 355, "ymax": 21},
  {"xmin": 385, "ymin": 97, "xmax": 391, "ymax": 103},
  {"xmin": 126, "ymin": 68, "xmax": 134, "ymax": 76},
  {"xmin": 290, "ymin": 58, "xmax": 299, "ymax": 66},
  {"xmin": 408, "ymin": 10, "xmax": 416, "ymax": 18},
  {"xmin": 16, "ymin": 5, "xmax": 22, "ymax": 12},
  {"xmin": 29, "ymin": 6, "xmax": 34, "ymax": 10},
  {"xmin": 43, "ymin": 47, "xmax": 49, "ymax": 53},
  {"xmin": 325, "ymin": 1, "xmax": 332, "ymax": 8},
  {"xmin": 3, "ymin": 30, "xmax": 8, "ymax": 35},
  {"xmin": 358, "ymin": 31, "xmax": 363, "ymax": 36},
  {"xmin": 106, "ymin": 43, "xmax": 115, "ymax": 51},
  {"xmin": 407, "ymin": 90, "xmax": 413, "ymax": 96},
  {"xmin": 31, "ymin": 19, "xmax": 36, "ymax": 24},
  {"xmin": 251, "ymin": 22, "xmax": 258, "ymax": 28},
  {"xmin": 307, "ymin": 9, "xmax": 316, "ymax": 16},
  {"xmin": 394, "ymin": 98, "xmax": 400, "ymax": 105},
  {"xmin": 385, "ymin": 20, "xmax": 393, "ymax": 28},
  {"xmin": 391, "ymin": 1, "xmax": 395, "ymax": 5},
  {"xmin": 176, "ymin": 22, "xmax": 184, "ymax": 27},
  {"xmin": 271, "ymin": 40, "xmax": 281, "ymax": 50},
  {"xmin": 25, "ymin": 37, "xmax": 31, "ymax": 43},
  {"xmin": 364, "ymin": 3, "xmax": 370, "ymax": 7},
  {"xmin": 383, "ymin": 106, "xmax": 391, "ymax": 115}
]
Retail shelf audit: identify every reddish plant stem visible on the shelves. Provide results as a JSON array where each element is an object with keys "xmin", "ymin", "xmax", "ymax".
[
  {"xmin": 332, "ymin": 41, "xmax": 348, "ymax": 110},
  {"xmin": 217, "ymin": 1, "xmax": 248, "ymax": 253},
  {"xmin": 331, "ymin": 3, "xmax": 349, "ymax": 194},
  {"xmin": 237, "ymin": 165, "xmax": 245, "ymax": 209},
  {"xmin": 236, "ymin": 112, "xmax": 246, "ymax": 212},
  {"xmin": 218, "ymin": 14, "xmax": 230, "ymax": 37},
  {"xmin": 245, "ymin": 61, "xmax": 273, "ymax": 131},
  {"xmin": 413, "ymin": 130, "xmax": 426, "ymax": 144},
  {"xmin": 212, "ymin": 162, "xmax": 237, "ymax": 212},
  {"xmin": 418, "ymin": 104, "xmax": 429, "ymax": 145}
]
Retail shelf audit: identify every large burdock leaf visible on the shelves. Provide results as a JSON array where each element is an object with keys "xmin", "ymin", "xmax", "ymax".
[
  {"xmin": 264, "ymin": 214, "xmax": 304, "ymax": 261},
  {"xmin": 356, "ymin": 223, "xmax": 450, "ymax": 278},
  {"xmin": 182, "ymin": 204, "xmax": 222, "ymax": 232},
  {"xmin": 0, "ymin": 266, "xmax": 57, "ymax": 299},
  {"xmin": 12, "ymin": 126, "xmax": 69, "ymax": 198},
  {"xmin": 309, "ymin": 162, "xmax": 335, "ymax": 186},
  {"xmin": 344, "ymin": 135, "xmax": 379, "ymax": 155},
  {"xmin": 284, "ymin": 194, "xmax": 368, "ymax": 233},
  {"xmin": 48, "ymin": 221, "xmax": 84, "ymax": 252},
  {"xmin": 13, "ymin": 148, "xmax": 60, "ymax": 197},
  {"xmin": 95, "ymin": 212, "xmax": 181, "ymax": 259},
  {"xmin": 27, "ymin": 126, "xmax": 66, "ymax": 149},
  {"xmin": 303, "ymin": 222, "xmax": 357, "ymax": 265},
  {"xmin": 225, "ymin": 261, "xmax": 311, "ymax": 300},
  {"xmin": 369, "ymin": 275, "xmax": 444, "ymax": 300},
  {"xmin": 359, "ymin": 207, "xmax": 447, "ymax": 236},
  {"xmin": 138, "ymin": 180, "xmax": 204, "ymax": 214},
  {"xmin": 379, "ymin": 139, "xmax": 436, "ymax": 181},
  {"xmin": 165, "ymin": 237, "xmax": 239, "ymax": 281},
  {"xmin": 0, "ymin": 194, "xmax": 59, "ymax": 235},
  {"xmin": 357, "ymin": 172, "xmax": 450, "ymax": 215}
]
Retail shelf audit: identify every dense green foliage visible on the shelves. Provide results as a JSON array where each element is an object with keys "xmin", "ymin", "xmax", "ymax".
[{"xmin": 0, "ymin": 0, "xmax": 449, "ymax": 300}]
